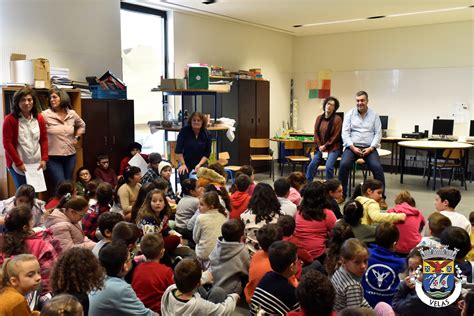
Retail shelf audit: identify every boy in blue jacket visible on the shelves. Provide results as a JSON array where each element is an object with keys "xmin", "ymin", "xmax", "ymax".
[{"xmin": 361, "ymin": 222, "xmax": 405, "ymax": 307}]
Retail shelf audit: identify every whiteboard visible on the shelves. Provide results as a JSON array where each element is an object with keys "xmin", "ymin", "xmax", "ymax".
[{"xmin": 330, "ymin": 67, "xmax": 474, "ymax": 137}]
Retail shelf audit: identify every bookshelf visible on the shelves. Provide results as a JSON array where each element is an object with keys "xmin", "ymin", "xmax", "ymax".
[{"xmin": 0, "ymin": 86, "xmax": 83, "ymax": 199}]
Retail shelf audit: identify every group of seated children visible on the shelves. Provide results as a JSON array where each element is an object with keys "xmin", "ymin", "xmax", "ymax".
[{"xmin": 1, "ymin": 151, "xmax": 474, "ymax": 316}]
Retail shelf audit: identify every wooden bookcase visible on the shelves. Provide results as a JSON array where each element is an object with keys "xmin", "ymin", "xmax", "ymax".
[{"xmin": 0, "ymin": 87, "xmax": 83, "ymax": 199}]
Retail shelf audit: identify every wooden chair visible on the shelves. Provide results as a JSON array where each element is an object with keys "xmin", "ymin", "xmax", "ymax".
[
  {"xmin": 218, "ymin": 152, "xmax": 241, "ymax": 183},
  {"xmin": 280, "ymin": 140, "xmax": 310, "ymax": 176},
  {"xmin": 426, "ymin": 149, "xmax": 467, "ymax": 190},
  {"xmin": 250, "ymin": 138, "xmax": 274, "ymax": 180}
]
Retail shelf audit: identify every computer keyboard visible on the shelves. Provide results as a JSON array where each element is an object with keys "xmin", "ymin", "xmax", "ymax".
[{"xmin": 428, "ymin": 136, "xmax": 458, "ymax": 142}]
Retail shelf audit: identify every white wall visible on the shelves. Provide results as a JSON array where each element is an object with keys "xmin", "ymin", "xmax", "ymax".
[
  {"xmin": 171, "ymin": 12, "xmax": 294, "ymax": 150},
  {"xmin": 0, "ymin": 0, "xmax": 122, "ymax": 198},
  {"xmin": 293, "ymin": 21, "xmax": 474, "ymax": 136},
  {"xmin": 0, "ymin": 0, "xmax": 122, "ymax": 84}
]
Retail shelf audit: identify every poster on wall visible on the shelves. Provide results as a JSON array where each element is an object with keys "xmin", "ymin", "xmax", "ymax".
[{"xmin": 306, "ymin": 70, "xmax": 332, "ymax": 99}]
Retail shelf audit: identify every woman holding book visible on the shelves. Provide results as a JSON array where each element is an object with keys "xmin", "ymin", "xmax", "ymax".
[{"xmin": 2, "ymin": 86, "xmax": 48, "ymax": 188}]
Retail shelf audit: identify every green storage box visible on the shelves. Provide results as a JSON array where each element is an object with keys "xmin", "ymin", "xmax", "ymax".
[{"xmin": 188, "ymin": 67, "xmax": 209, "ymax": 89}]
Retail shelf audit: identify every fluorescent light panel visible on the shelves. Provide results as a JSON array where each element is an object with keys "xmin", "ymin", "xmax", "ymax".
[{"xmin": 295, "ymin": 6, "xmax": 469, "ymax": 28}]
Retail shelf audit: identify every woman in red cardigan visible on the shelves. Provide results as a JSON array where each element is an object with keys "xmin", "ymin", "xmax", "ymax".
[{"xmin": 2, "ymin": 86, "xmax": 48, "ymax": 188}]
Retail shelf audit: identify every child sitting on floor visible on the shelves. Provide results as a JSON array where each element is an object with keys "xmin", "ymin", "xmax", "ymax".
[
  {"xmin": 278, "ymin": 215, "xmax": 313, "ymax": 267},
  {"xmin": 287, "ymin": 172, "xmax": 306, "ymax": 206},
  {"xmin": 89, "ymin": 243, "xmax": 154, "ymax": 316},
  {"xmin": 331, "ymin": 238, "xmax": 371, "ymax": 311},
  {"xmin": 209, "ymin": 219, "xmax": 250, "ymax": 295},
  {"xmin": 435, "ymin": 187, "xmax": 470, "ymax": 234},
  {"xmin": 94, "ymin": 153, "xmax": 117, "ymax": 188},
  {"xmin": 175, "ymin": 178, "xmax": 201, "ymax": 241},
  {"xmin": 75, "ymin": 167, "xmax": 92, "ymax": 197},
  {"xmin": 193, "ymin": 191, "xmax": 228, "ymax": 266},
  {"xmin": 0, "ymin": 184, "xmax": 46, "ymax": 227},
  {"xmin": 250, "ymin": 241, "xmax": 300, "ymax": 315},
  {"xmin": 352, "ymin": 179, "xmax": 406, "ymax": 225},
  {"xmin": 361, "ymin": 222, "xmax": 405, "ymax": 307},
  {"xmin": 92, "ymin": 212, "xmax": 124, "ymax": 257},
  {"xmin": 229, "ymin": 174, "xmax": 251, "ymax": 219},
  {"xmin": 417, "ymin": 212, "xmax": 451, "ymax": 248},
  {"xmin": 158, "ymin": 161, "xmax": 178, "ymax": 204},
  {"xmin": 387, "ymin": 191, "xmax": 425, "ymax": 255},
  {"xmin": 160, "ymin": 258, "xmax": 239, "ymax": 316},
  {"xmin": 274, "ymin": 178, "xmax": 297, "ymax": 217},
  {"xmin": 132, "ymin": 233, "xmax": 174, "ymax": 313},
  {"xmin": 82, "ymin": 182, "xmax": 114, "ymax": 241},
  {"xmin": 0, "ymin": 254, "xmax": 41, "ymax": 315}
]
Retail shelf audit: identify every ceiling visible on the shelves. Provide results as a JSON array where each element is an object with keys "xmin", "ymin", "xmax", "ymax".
[{"xmin": 134, "ymin": 0, "xmax": 473, "ymax": 36}]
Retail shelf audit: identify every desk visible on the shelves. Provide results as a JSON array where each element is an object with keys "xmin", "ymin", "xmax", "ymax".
[
  {"xmin": 398, "ymin": 140, "xmax": 473, "ymax": 190},
  {"xmin": 270, "ymin": 138, "xmax": 314, "ymax": 163},
  {"xmin": 381, "ymin": 137, "xmax": 417, "ymax": 174}
]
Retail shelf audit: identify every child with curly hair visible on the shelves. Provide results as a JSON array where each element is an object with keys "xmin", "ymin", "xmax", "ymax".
[
  {"xmin": 240, "ymin": 183, "xmax": 282, "ymax": 255},
  {"xmin": 136, "ymin": 189, "xmax": 181, "ymax": 253},
  {"xmin": 50, "ymin": 248, "xmax": 104, "ymax": 316},
  {"xmin": 0, "ymin": 206, "xmax": 60, "ymax": 300}
]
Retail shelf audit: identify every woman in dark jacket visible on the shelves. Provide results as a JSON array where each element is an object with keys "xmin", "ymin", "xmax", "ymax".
[
  {"xmin": 175, "ymin": 112, "xmax": 212, "ymax": 184},
  {"xmin": 306, "ymin": 96, "xmax": 342, "ymax": 182}
]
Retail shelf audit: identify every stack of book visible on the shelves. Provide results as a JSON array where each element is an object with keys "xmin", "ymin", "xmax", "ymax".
[
  {"xmin": 50, "ymin": 67, "xmax": 72, "ymax": 88},
  {"xmin": 249, "ymin": 68, "xmax": 264, "ymax": 79}
]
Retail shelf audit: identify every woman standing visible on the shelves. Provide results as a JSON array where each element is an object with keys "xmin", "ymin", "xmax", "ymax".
[
  {"xmin": 175, "ymin": 112, "xmax": 212, "ymax": 183},
  {"xmin": 43, "ymin": 87, "xmax": 85, "ymax": 190},
  {"xmin": 2, "ymin": 86, "xmax": 48, "ymax": 188},
  {"xmin": 306, "ymin": 96, "xmax": 342, "ymax": 182}
]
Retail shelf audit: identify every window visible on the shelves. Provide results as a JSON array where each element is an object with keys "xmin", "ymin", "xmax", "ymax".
[{"xmin": 120, "ymin": 2, "xmax": 167, "ymax": 153}]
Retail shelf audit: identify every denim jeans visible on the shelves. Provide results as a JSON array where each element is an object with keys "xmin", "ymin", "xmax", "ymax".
[
  {"xmin": 47, "ymin": 154, "xmax": 77, "ymax": 190},
  {"xmin": 8, "ymin": 167, "xmax": 27, "ymax": 189},
  {"xmin": 338, "ymin": 147, "xmax": 385, "ymax": 197},
  {"xmin": 306, "ymin": 148, "xmax": 341, "ymax": 181}
]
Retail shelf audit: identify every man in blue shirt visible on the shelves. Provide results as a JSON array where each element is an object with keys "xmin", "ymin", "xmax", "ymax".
[{"xmin": 338, "ymin": 91, "xmax": 386, "ymax": 206}]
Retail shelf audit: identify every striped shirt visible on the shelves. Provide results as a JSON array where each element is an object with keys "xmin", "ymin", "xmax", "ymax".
[
  {"xmin": 250, "ymin": 271, "xmax": 299, "ymax": 315},
  {"xmin": 331, "ymin": 267, "xmax": 371, "ymax": 311}
]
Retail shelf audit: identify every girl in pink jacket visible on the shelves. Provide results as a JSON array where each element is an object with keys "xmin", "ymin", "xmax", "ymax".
[
  {"xmin": 44, "ymin": 195, "xmax": 95, "ymax": 252},
  {"xmin": 0, "ymin": 206, "xmax": 61, "ymax": 299},
  {"xmin": 388, "ymin": 191, "xmax": 425, "ymax": 255}
]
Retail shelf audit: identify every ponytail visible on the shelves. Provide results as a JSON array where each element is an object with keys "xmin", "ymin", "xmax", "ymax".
[{"xmin": 1, "ymin": 254, "xmax": 38, "ymax": 288}]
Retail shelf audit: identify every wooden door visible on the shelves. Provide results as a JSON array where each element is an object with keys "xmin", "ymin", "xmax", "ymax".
[
  {"xmin": 237, "ymin": 80, "xmax": 256, "ymax": 164},
  {"xmin": 256, "ymin": 80, "xmax": 270, "ymax": 138},
  {"xmin": 108, "ymin": 100, "xmax": 134, "ymax": 173},
  {"xmin": 81, "ymin": 100, "xmax": 109, "ymax": 172}
]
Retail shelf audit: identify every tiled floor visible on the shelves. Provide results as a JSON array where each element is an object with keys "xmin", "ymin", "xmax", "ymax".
[{"xmin": 231, "ymin": 169, "xmax": 473, "ymax": 315}]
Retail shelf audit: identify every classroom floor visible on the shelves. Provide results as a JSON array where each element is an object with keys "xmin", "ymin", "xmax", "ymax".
[{"xmin": 232, "ymin": 169, "xmax": 474, "ymax": 315}]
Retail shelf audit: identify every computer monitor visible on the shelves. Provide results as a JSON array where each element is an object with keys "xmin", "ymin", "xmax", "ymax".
[
  {"xmin": 336, "ymin": 112, "xmax": 344, "ymax": 121},
  {"xmin": 470, "ymin": 120, "xmax": 474, "ymax": 137},
  {"xmin": 379, "ymin": 116, "xmax": 388, "ymax": 130},
  {"xmin": 432, "ymin": 119, "xmax": 454, "ymax": 136}
]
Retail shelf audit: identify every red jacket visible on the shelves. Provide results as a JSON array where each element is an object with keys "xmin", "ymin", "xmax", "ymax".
[
  {"xmin": 3, "ymin": 113, "xmax": 48, "ymax": 168},
  {"xmin": 229, "ymin": 191, "xmax": 251, "ymax": 219},
  {"xmin": 388, "ymin": 202, "xmax": 426, "ymax": 254}
]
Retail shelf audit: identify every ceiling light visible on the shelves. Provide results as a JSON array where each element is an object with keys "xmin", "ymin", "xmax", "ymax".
[{"xmin": 295, "ymin": 6, "xmax": 469, "ymax": 28}]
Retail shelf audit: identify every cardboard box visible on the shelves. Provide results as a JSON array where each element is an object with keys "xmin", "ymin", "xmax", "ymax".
[
  {"xmin": 159, "ymin": 78, "xmax": 186, "ymax": 90},
  {"xmin": 10, "ymin": 53, "xmax": 51, "ymax": 88}
]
